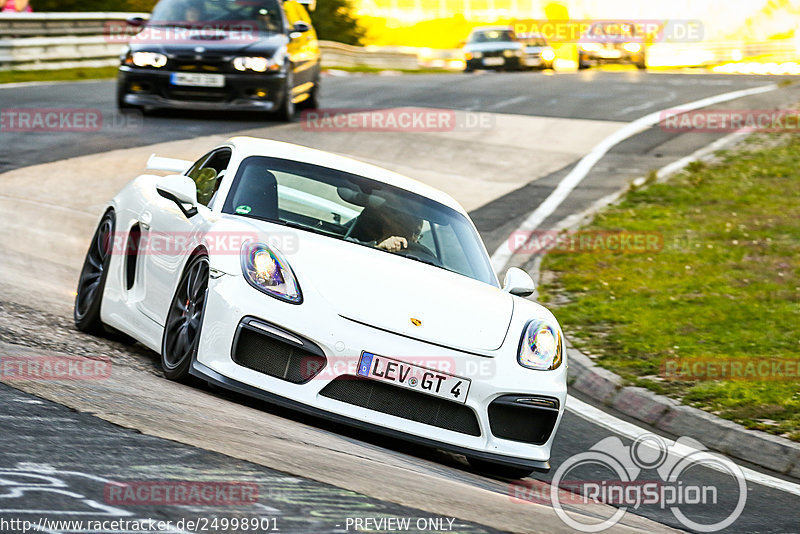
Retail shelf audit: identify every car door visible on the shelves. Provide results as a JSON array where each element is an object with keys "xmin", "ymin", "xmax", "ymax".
[
  {"xmin": 136, "ymin": 148, "xmax": 232, "ymax": 326},
  {"xmin": 283, "ymin": 0, "xmax": 319, "ymax": 89}
]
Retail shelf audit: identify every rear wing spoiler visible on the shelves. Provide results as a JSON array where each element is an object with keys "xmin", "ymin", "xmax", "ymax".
[{"xmin": 146, "ymin": 154, "xmax": 193, "ymax": 174}]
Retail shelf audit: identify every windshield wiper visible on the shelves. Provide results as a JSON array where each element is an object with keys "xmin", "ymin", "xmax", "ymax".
[
  {"xmin": 276, "ymin": 219, "xmax": 327, "ymax": 236},
  {"xmin": 394, "ymin": 252, "xmax": 440, "ymax": 269}
]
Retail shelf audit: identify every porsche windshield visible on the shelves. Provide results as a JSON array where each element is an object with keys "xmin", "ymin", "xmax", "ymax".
[
  {"xmin": 148, "ymin": 0, "xmax": 285, "ymax": 32},
  {"xmin": 222, "ymin": 156, "xmax": 498, "ymax": 287}
]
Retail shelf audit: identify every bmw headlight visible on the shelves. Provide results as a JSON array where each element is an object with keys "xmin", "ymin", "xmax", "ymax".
[
  {"xmin": 467, "ymin": 51, "xmax": 483, "ymax": 60},
  {"xmin": 129, "ymin": 51, "xmax": 167, "ymax": 68},
  {"xmin": 233, "ymin": 49, "xmax": 284, "ymax": 72},
  {"xmin": 622, "ymin": 42, "xmax": 642, "ymax": 53},
  {"xmin": 241, "ymin": 241, "xmax": 302, "ymax": 304},
  {"xmin": 518, "ymin": 320, "xmax": 563, "ymax": 371}
]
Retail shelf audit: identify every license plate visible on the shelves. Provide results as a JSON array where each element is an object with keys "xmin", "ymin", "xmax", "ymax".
[
  {"xmin": 170, "ymin": 73, "xmax": 225, "ymax": 87},
  {"xmin": 357, "ymin": 352, "xmax": 471, "ymax": 404},
  {"xmin": 483, "ymin": 57, "xmax": 505, "ymax": 66}
]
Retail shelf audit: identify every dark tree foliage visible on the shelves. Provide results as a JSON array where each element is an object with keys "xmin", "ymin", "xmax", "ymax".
[
  {"xmin": 309, "ymin": 0, "xmax": 365, "ymax": 45},
  {"xmin": 31, "ymin": 0, "xmax": 365, "ymax": 47},
  {"xmin": 31, "ymin": 0, "xmax": 156, "ymax": 12}
]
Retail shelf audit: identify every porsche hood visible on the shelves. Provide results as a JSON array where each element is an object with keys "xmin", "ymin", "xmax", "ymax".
[{"xmin": 213, "ymin": 219, "xmax": 513, "ymax": 354}]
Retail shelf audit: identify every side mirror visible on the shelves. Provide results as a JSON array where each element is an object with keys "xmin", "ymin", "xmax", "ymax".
[
  {"xmin": 126, "ymin": 16, "xmax": 146, "ymax": 27},
  {"xmin": 157, "ymin": 175, "xmax": 198, "ymax": 218},
  {"xmin": 291, "ymin": 21, "xmax": 311, "ymax": 37},
  {"xmin": 503, "ymin": 267, "xmax": 536, "ymax": 297}
]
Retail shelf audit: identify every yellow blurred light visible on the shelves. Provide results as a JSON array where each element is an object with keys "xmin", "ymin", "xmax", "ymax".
[
  {"xmin": 541, "ymin": 48, "xmax": 555, "ymax": 61},
  {"xmin": 254, "ymin": 251, "xmax": 277, "ymax": 279},
  {"xmin": 622, "ymin": 42, "xmax": 641, "ymax": 53}
]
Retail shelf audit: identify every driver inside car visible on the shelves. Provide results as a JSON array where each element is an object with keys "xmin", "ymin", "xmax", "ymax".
[
  {"xmin": 352, "ymin": 206, "xmax": 432, "ymax": 256},
  {"xmin": 375, "ymin": 209, "xmax": 423, "ymax": 252}
]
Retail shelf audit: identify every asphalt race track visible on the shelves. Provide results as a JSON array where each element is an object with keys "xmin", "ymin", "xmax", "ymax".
[{"xmin": 1, "ymin": 69, "xmax": 800, "ymax": 533}]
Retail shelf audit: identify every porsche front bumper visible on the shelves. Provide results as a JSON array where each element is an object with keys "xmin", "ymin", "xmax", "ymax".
[{"xmin": 192, "ymin": 273, "xmax": 567, "ymax": 470}]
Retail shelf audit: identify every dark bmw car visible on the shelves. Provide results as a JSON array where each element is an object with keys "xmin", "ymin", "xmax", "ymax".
[
  {"xmin": 117, "ymin": 0, "xmax": 320, "ymax": 120},
  {"xmin": 463, "ymin": 26, "xmax": 525, "ymax": 72}
]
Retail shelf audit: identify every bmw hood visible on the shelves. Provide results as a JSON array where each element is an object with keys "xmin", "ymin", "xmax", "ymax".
[
  {"xmin": 464, "ymin": 42, "xmax": 523, "ymax": 54},
  {"xmin": 128, "ymin": 26, "xmax": 287, "ymax": 56}
]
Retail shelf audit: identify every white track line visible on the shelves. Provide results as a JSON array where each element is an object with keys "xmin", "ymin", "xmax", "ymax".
[
  {"xmin": 490, "ymin": 83, "xmax": 778, "ymax": 272},
  {"xmin": 568, "ymin": 396, "xmax": 800, "ymax": 497},
  {"xmin": 0, "ymin": 79, "xmax": 112, "ymax": 90}
]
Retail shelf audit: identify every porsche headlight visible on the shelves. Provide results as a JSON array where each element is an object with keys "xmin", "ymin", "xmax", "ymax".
[
  {"xmin": 129, "ymin": 51, "xmax": 167, "ymax": 68},
  {"xmin": 241, "ymin": 241, "xmax": 301, "ymax": 303},
  {"xmin": 233, "ymin": 53, "xmax": 282, "ymax": 72},
  {"xmin": 518, "ymin": 320, "xmax": 563, "ymax": 371}
]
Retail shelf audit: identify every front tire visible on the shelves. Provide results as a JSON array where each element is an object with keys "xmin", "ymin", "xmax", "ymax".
[
  {"xmin": 161, "ymin": 254, "xmax": 209, "ymax": 381},
  {"xmin": 74, "ymin": 210, "xmax": 115, "ymax": 335}
]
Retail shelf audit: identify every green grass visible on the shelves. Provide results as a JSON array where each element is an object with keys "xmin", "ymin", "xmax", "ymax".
[
  {"xmin": 0, "ymin": 67, "xmax": 118, "ymax": 85},
  {"xmin": 539, "ymin": 134, "xmax": 800, "ymax": 440}
]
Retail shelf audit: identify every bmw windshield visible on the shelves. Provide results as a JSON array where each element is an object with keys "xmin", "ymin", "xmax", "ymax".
[{"xmin": 148, "ymin": 0, "xmax": 285, "ymax": 33}]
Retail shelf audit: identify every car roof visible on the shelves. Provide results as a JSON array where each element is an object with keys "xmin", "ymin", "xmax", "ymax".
[
  {"xmin": 470, "ymin": 26, "xmax": 513, "ymax": 33},
  {"xmin": 226, "ymin": 136, "xmax": 468, "ymax": 216}
]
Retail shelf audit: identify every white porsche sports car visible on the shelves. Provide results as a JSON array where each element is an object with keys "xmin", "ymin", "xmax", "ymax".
[{"xmin": 74, "ymin": 137, "xmax": 567, "ymax": 478}]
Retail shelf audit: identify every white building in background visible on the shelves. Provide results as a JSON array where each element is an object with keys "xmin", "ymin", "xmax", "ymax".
[{"xmin": 353, "ymin": 0, "xmax": 777, "ymax": 40}]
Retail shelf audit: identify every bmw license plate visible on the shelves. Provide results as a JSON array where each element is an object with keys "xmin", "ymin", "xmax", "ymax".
[
  {"xmin": 483, "ymin": 57, "xmax": 504, "ymax": 66},
  {"xmin": 170, "ymin": 73, "xmax": 225, "ymax": 87},
  {"xmin": 599, "ymin": 50, "xmax": 623, "ymax": 59},
  {"xmin": 357, "ymin": 352, "xmax": 471, "ymax": 404}
]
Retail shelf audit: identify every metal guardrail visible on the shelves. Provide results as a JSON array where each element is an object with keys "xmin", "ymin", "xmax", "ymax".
[
  {"xmin": 0, "ymin": 12, "xmax": 420, "ymax": 71},
  {"xmin": 1, "ymin": 13, "xmax": 797, "ymax": 72},
  {"xmin": 0, "ymin": 12, "xmax": 146, "ymax": 38}
]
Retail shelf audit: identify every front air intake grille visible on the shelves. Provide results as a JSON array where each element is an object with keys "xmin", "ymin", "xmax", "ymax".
[
  {"xmin": 232, "ymin": 319, "xmax": 326, "ymax": 384},
  {"xmin": 319, "ymin": 375, "xmax": 481, "ymax": 436},
  {"xmin": 488, "ymin": 395, "xmax": 560, "ymax": 445}
]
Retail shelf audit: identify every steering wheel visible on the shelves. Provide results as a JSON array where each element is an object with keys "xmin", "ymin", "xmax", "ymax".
[{"xmin": 403, "ymin": 241, "xmax": 442, "ymax": 266}]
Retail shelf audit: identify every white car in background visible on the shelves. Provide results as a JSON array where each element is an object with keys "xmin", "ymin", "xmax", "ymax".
[{"xmin": 74, "ymin": 137, "xmax": 567, "ymax": 478}]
